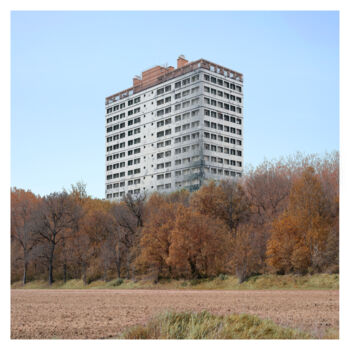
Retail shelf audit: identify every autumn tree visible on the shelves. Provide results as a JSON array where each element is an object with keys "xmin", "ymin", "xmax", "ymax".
[
  {"xmin": 233, "ymin": 224, "xmax": 262, "ymax": 283},
  {"xmin": 137, "ymin": 193, "xmax": 178, "ymax": 280},
  {"xmin": 267, "ymin": 167, "xmax": 333, "ymax": 274},
  {"xmin": 191, "ymin": 179, "xmax": 249, "ymax": 236},
  {"xmin": 167, "ymin": 206, "xmax": 230, "ymax": 279},
  {"xmin": 11, "ymin": 188, "xmax": 40, "ymax": 284}
]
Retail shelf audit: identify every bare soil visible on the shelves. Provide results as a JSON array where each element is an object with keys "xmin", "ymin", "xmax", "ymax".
[{"xmin": 11, "ymin": 289, "xmax": 338, "ymax": 339}]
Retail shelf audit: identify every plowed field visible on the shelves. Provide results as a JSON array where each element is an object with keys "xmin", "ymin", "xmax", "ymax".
[{"xmin": 11, "ymin": 289, "xmax": 338, "ymax": 339}]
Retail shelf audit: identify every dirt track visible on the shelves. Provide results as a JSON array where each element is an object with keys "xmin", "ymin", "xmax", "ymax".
[{"xmin": 11, "ymin": 289, "xmax": 338, "ymax": 339}]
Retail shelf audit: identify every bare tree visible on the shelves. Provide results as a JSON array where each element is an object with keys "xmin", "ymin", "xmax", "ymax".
[{"xmin": 33, "ymin": 191, "xmax": 80, "ymax": 285}]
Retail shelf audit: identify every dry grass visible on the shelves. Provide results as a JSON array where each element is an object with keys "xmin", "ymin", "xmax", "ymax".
[
  {"xmin": 120, "ymin": 311, "xmax": 311, "ymax": 339},
  {"xmin": 11, "ymin": 273, "xmax": 339, "ymax": 290},
  {"xmin": 11, "ymin": 289, "xmax": 338, "ymax": 339}
]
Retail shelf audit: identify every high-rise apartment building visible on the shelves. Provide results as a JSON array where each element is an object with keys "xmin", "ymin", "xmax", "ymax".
[{"xmin": 105, "ymin": 56, "xmax": 244, "ymax": 200}]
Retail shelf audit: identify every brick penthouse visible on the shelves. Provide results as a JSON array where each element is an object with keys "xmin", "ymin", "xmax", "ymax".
[{"xmin": 105, "ymin": 55, "xmax": 244, "ymax": 199}]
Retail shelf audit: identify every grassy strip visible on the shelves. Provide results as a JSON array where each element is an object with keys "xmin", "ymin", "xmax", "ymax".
[
  {"xmin": 11, "ymin": 273, "xmax": 339, "ymax": 290},
  {"xmin": 119, "ymin": 311, "xmax": 313, "ymax": 339}
]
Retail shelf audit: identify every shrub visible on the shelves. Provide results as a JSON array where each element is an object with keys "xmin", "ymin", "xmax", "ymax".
[
  {"xmin": 111, "ymin": 278, "xmax": 124, "ymax": 287},
  {"xmin": 219, "ymin": 274, "xmax": 228, "ymax": 281},
  {"xmin": 189, "ymin": 279, "xmax": 200, "ymax": 286},
  {"xmin": 120, "ymin": 311, "xmax": 312, "ymax": 339}
]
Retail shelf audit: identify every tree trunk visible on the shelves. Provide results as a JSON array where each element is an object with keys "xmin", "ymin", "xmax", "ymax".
[
  {"xmin": 103, "ymin": 267, "xmax": 107, "ymax": 282},
  {"xmin": 48, "ymin": 243, "xmax": 55, "ymax": 285},
  {"xmin": 82, "ymin": 263, "xmax": 87, "ymax": 285},
  {"xmin": 49, "ymin": 260, "xmax": 54, "ymax": 285},
  {"xmin": 116, "ymin": 260, "xmax": 121, "ymax": 278},
  {"xmin": 115, "ymin": 246, "xmax": 121, "ymax": 278},
  {"xmin": 23, "ymin": 261, "xmax": 28, "ymax": 285},
  {"xmin": 63, "ymin": 263, "xmax": 67, "ymax": 283}
]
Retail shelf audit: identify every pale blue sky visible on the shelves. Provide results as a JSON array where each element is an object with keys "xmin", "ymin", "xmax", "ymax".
[{"xmin": 11, "ymin": 11, "xmax": 339, "ymax": 198}]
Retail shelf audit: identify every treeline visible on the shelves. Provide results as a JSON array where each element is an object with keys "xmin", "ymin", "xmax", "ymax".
[{"xmin": 11, "ymin": 152, "xmax": 339, "ymax": 285}]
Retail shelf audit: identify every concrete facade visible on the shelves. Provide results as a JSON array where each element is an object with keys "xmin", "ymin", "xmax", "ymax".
[{"xmin": 105, "ymin": 56, "xmax": 244, "ymax": 200}]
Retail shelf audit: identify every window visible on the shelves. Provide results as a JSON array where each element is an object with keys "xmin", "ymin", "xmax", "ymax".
[
  {"xmin": 165, "ymin": 85, "xmax": 171, "ymax": 92},
  {"xmin": 192, "ymin": 109, "xmax": 199, "ymax": 116},
  {"xmin": 157, "ymin": 88, "xmax": 164, "ymax": 95},
  {"xmin": 175, "ymin": 93, "xmax": 181, "ymax": 99},
  {"xmin": 175, "ymin": 81, "xmax": 181, "ymax": 89}
]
